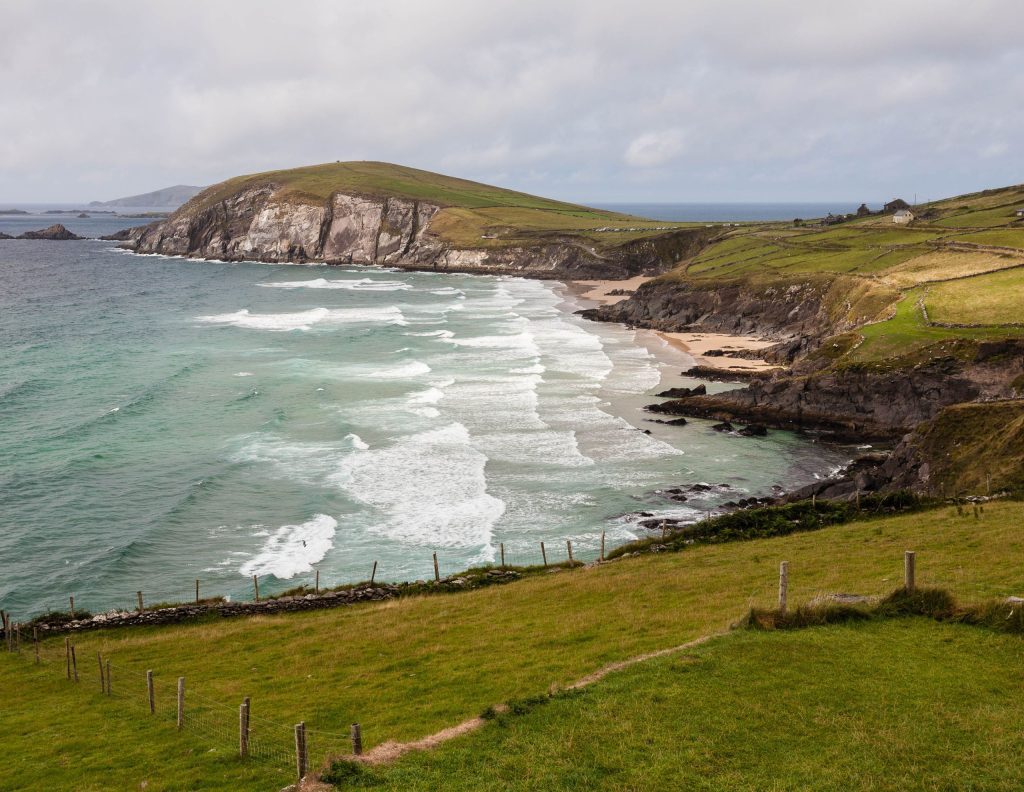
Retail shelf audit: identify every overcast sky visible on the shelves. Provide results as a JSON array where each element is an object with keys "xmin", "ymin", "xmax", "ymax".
[{"xmin": 2, "ymin": 0, "xmax": 1022, "ymax": 204}]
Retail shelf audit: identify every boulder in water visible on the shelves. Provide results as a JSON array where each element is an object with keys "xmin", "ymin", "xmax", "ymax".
[{"xmin": 18, "ymin": 224, "xmax": 81, "ymax": 240}]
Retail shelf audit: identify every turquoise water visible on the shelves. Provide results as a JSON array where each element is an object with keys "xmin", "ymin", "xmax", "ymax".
[{"xmin": 0, "ymin": 232, "xmax": 849, "ymax": 617}]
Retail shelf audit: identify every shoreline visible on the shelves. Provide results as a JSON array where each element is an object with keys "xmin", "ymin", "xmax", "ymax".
[{"xmin": 567, "ymin": 276, "xmax": 782, "ymax": 375}]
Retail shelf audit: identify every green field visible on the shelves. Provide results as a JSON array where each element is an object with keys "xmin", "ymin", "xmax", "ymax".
[
  {"xmin": 344, "ymin": 619, "xmax": 1024, "ymax": 791},
  {"xmin": 4, "ymin": 500, "xmax": 1024, "ymax": 790}
]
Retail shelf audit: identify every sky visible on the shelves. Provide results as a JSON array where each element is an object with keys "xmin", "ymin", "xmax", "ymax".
[{"xmin": 2, "ymin": 0, "xmax": 1022, "ymax": 204}]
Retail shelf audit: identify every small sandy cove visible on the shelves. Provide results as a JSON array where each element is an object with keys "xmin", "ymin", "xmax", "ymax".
[
  {"xmin": 571, "ymin": 276, "xmax": 780, "ymax": 373},
  {"xmin": 573, "ymin": 275, "xmax": 653, "ymax": 306},
  {"xmin": 657, "ymin": 331, "xmax": 779, "ymax": 373}
]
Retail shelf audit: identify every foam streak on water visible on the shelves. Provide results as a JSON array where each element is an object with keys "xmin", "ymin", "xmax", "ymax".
[{"xmin": 0, "ymin": 251, "xmax": 848, "ymax": 615}]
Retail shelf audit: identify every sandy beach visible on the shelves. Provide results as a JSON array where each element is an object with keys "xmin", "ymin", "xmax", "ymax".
[
  {"xmin": 572, "ymin": 275, "xmax": 653, "ymax": 306},
  {"xmin": 569, "ymin": 276, "xmax": 780, "ymax": 374},
  {"xmin": 657, "ymin": 331, "xmax": 780, "ymax": 373}
]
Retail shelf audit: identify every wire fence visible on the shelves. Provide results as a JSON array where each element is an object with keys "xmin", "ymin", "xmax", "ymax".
[{"xmin": 2, "ymin": 632, "xmax": 355, "ymax": 779}]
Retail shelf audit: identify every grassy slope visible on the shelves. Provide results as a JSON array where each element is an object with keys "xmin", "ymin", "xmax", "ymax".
[
  {"xmin": 655, "ymin": 184, "xmax": 1024, "ymax": 361},
  {"xmin": 351, "ymin": 620, "xmax": 1024, "ymax": 791},
  {"xmin": 4, "ymin": 501, "xmax": 1024, "ymax": 790},
  {"xmin": 186, "ymin": 161, "xmax": 695, "ymax": 250}
]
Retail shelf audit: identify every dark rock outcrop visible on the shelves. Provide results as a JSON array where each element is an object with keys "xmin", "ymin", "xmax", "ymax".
[
  {"xmin": 650, "ymin": 343, "xmax": 1024, "ymax": 441},
  {"xmin": 17, "ymin": 224, "xmax": 80, "ymax": 240},
  {"xmin": 655, "ymin": 384, "xmax": 706, "ymax": 398}
]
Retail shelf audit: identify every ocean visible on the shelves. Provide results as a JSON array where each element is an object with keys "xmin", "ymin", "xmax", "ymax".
[
  {"xmin": 593, "ymin": 202, "xmax": 870, "ymax": 222},
  {"xmin": 0, "ymin": 211, "xmax": 849, "ymax": 617}
]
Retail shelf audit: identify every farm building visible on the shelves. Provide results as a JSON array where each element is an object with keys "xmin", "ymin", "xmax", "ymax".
[{"xmin": 893, "ymin": 209, "xmax": 914, "ymax": 224}]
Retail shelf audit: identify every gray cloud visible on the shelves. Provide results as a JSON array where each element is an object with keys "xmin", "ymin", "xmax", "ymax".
[{"xmin": 1, "ymin": 0, "xmax": 1021, "ymax": 203}]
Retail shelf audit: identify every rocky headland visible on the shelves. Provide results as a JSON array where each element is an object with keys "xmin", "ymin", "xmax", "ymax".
[{"xmin": 123, "ymin": 166, "xmax": 716, "ymax": 280}]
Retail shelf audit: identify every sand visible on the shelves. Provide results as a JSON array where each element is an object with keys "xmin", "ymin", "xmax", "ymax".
[
  {"xmin": 568, "ymin": 275, "xmax": 781, "ymax": 374},
  {"xmin": 571, "ymin": 275, "xmax": 653, "ymax": 306},
  {"xmin": 658, "ymin": 331, "xmax": 780, "ymax": 372}
]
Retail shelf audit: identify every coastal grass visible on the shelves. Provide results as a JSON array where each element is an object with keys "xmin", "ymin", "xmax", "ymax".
[
  {"xmin": 926, "ymin": 265, "xmax": 1024, "ymax": 326},
  {"xmin": 326, "ymin": 619, "xmax": 1024, "ymax": 791},
  {"xmin": 849, "ymin": 289, "xmax": 1024, "ymax": 362},
  {"xmin": 4, "ymin": 500, "xmax": 1024, "ymax": 789}
]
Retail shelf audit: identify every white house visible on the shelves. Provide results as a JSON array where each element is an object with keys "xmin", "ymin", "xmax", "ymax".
[
  {"xmin": 1016, "ymin": 208, "xmax": 1024, "ymax": 218},
  {"xmin": 893, "ymin": 209, "xmax": 914, "ymax": 224}
]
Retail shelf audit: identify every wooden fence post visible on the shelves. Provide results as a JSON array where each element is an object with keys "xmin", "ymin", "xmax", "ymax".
[
  {"xmin": 195, "ymin": 579, "xmax": 200, "ymax": 605},
  {"xmin": 98, "ymin": 653, "xmax": 105, "ymax": 693},
  {"xmin": 239, "ymin": 697, "xmax": 250, "ymax": 757},
  {"xmin": 566, "ymin": 540, "xmax": 574, "ymax": 565},
  {"xmin": 433, "ymin": 552, "xmax": 440, "ymax": 582},
  {"xmin": 351, "ymin": 722, "xmax": 363, "ymax": 756},
  {"xmin": 500, "ymin": 542, "xmax": 505, "ymax": 568},
  {"xmin": 65, "ymin": 637, "xmax": 71, "ymax": 679},
  {"xmin": 252, "ymin": 575, "xmax": 259, "ymax": 603},
  {"xmin": 69, "ymin": 596, "xmax": 75, "ymax": 616},
  {"xmin": 177, "ymin": 677, "xmax": 185, "ymax": 730},
  {"xmin": 147, "ymin": 670, "xmax": 155, "ymax": 714},
  {"xmin": 15, "ymin": 623, "xmax": 20, "ymax": 652},
  {"xmin": 71, "ymin": 644, "xmax": 78, "ymax": 682},
  {"xmin": 295, "ymin": 722, "xmax": 308, "ymax": 779},
  {"xmin": 778, "ymin": 561, "xmax": 789, "ymax": 614},
  {"xmin": 370, "ymin": 560, "xmax": 377, "ymax": 584},
  {"xmin": 600, "ymin": 531, "xmax": 606, "ymax": 562},
  {"xmin": 541, "ymin": 541, "xmax": 547, "ymax": 567},
  {"xmin": 137, "ymin": 591, "xmax": 144, "ymax": 613},
  {"xmin": 315, "ymin": 569, "xmax": 320, "ymax": 595},
  {"xmin": 33, "ymin": 626, "xmax": 39, "ymax": 664},
  {"xmin": 106, "ymin": 660, "xmax": 111, "ymax": 696},
  {"xmin": 904, "ymin": 551, "xmax": 916, "ymax": 593}
]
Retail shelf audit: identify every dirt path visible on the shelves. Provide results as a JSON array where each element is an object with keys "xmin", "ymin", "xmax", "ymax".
[{"xmin": 353, "ymin": 630, "xmax": 726, "ymax": 767}]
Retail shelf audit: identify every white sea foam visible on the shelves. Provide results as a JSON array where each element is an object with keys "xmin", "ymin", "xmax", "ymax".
[
  {"xmin": 234, "ymin": 372, "xmax": 254, "ymax": 377},
  {"xmin": 367, "ymin": 361, "xmax": 432, "ymax": 379},
  {"xmin": 260, "ymin": 277, "xmax": 412, "ymax": 292},
  {"xmin": 197, "ymin": 305, "xmax": 406, "ymax": 331},
  {"xmin": 445, "ymin": 331, "xmax": 536, "ymax": 350},
  {"xmin": 510, "ymin": 363, "xmax": 545, "ymax": 374},
  {"xmin": 239, "ymin": 514, "xmax": 337, "ymax": 578},
  {"xmin": 345, "ymin": 433, "xmax": 370, "ymax": 450},
  {"xmin": 404, "ymin": 329, "xmax": 455, "ymax": 338},
  {"xmin": 334, "ymin": 422, "xmax": 503, "ymax": 549}
]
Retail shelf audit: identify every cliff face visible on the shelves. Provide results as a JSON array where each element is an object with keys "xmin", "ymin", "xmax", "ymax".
[
  {"xmin": 129, "ymin": 184, "xmax": 714, "ymax": 279},
  {"xmin": 592, "ymin": 278, "xmax": 836, "ymax": 339}
]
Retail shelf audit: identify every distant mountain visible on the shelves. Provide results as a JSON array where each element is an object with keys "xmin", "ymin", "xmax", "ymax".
[{"xmin": 90, "ymin": 184, "xmax": 205, "ymax": 209}]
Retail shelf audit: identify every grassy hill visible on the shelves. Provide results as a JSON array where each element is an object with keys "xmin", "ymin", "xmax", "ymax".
[
  {"xmin": 186, "ymin": 161, "xmax": 694, "ymax": 250},
  {"xmin": 657, "ymin": 183, "xmax": 1024, "ymax": 362},
  {"xmin": 4, "ymin": 500, "xmax": 1024, "ymax": 790}
]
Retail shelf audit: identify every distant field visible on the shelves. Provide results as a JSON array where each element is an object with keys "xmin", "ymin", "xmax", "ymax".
[
  {"xmin": 926, "ymin": 266, "xmax": 1024, "ymax": 326},
  {"xmin": 4, "ymin": 501, "xmax": 1024, "ymax": 789}
]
